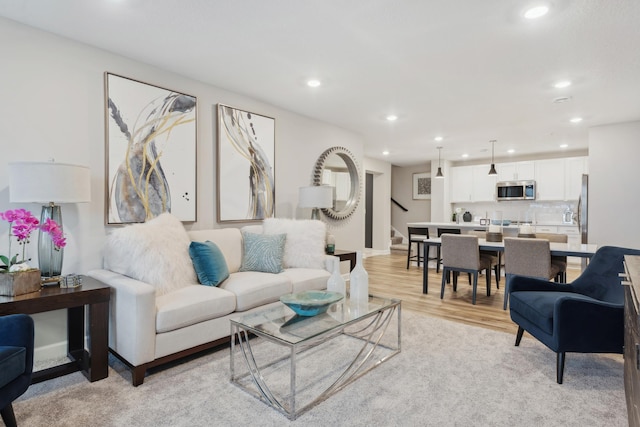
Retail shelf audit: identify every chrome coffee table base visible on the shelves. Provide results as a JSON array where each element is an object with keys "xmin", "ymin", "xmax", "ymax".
[{"xmin": 230, "ymin": 297, "xmax": 401, "ymax": 420}]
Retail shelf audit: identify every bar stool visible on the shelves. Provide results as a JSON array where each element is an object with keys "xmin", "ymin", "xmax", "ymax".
[{"xmin": 406, "ymin": 227, "xmax": 429, "ymax": 269}]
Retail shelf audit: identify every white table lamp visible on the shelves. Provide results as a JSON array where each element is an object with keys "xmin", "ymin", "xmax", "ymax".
[
  {"xmin": 9, "ymin": 161, "xmax": 91, "ymax": 278},
  {"xmin": 298, "ymin": 186, "xmax": 333, "ymax": 220}
]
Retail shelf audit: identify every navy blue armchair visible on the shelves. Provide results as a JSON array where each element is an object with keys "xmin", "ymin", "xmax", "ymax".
[
  {"xmin": 509, "ymin": 246, "xmax": 640, "ymax": 384},
  {"xmin": 0, "ymin": 314, "xmax": 34, "ymax": 427}
]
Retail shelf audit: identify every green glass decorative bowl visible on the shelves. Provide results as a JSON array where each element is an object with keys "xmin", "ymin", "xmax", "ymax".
[{"xmin": 280, "ymin": 290, "xmax": 344, "ymax": 316}]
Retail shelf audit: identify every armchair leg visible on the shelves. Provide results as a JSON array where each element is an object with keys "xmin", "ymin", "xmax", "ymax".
[
  {"xmin": 1, "ymin": 403, "xmax": 18, "ymax": 427},
  {"xmin": 515, "ymin": 326, "xmax": 524, "ymax": 346},
  {"xmin": 557, "ymin": 352, "xmax": 565, "ymax": 384}
]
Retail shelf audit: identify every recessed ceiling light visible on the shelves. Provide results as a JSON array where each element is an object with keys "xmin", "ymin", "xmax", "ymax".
[
  {"xmin": 570, "ymin": 117, "xmax": 583, "ymax": 123},
  {"xmin": 553, "ymin": 96, "xmax": 572, "ymax": 104},
  {"xmin": 306, "ymin": 79, "xmax": 321, "ymax": 88},
  {"xmin": 507, "ymin": 149, "xmax": 515, "ymax": 154},
  {"xmin": 461, "ymin": 153, "xmax": 469, "ymax": 158},
  {"xmin": 554, "ymin": 80, "xmax": 571, "ymax": 89},
  {"xmin": 524, "ymin": 5, "xmax": 549, "ymax": 19},
  {"xmin": 382, "ymin": 150, "xmax": 390, "ymax": 156},
  {"xmin": 386, "ymin": 115, "xmax": 398, "ymax": 122},
  {"xmin": 559, "ymin": 144, "xmax": 569, "ymax": 148},
  {"xmin": 434, "ymin": 136, "xmax": 443, "ymax": 142}
]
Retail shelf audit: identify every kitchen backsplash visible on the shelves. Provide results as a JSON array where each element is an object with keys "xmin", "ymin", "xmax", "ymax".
[{"xmin": 452, "ymin": 200, "xmax": 578, "ymax": 225}]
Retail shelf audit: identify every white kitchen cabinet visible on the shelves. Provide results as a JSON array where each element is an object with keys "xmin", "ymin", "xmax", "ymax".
[
  {"xmin": 564, "ymin": 156, "xmax": 588, "ymax": 200},
  {"xmin": 535, "ymin": 158, "xmax": 566, "ymax": 200},
  {"xmin": 497, "ymin": 161, "xmax": 535, "ymax": 182},
  {"xmin": 450, "ymin": 165, "xmax": 473, "ymax": 202},
  {"xmin": 472, "ymin": 165, "xmax": 497, "ymax": 202},
  {"xmin": 450, "ymin": 164, "xmax": 496, "ymax": 202},
  {"xmin": 557, "ymin": 225, "xmax": 581, "ymax": 265},
  {"xmin": 535, "ymin": 225, "xmax": 558, "ymax": 234}
]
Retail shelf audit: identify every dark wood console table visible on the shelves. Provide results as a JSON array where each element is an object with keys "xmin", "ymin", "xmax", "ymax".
[
  {"xmin": 0, "ymin": 275, "xmax": 110, "ymax": 384},
  {"xmin": 623, "ymin": 255, "xmax": 640, "ymax": 427},
  {"xmin": 333, "ymin": 250, "xmax": 357, "ymax": 271}
]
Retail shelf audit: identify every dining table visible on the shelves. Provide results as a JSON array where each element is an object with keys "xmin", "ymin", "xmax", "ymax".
[{"xmin": 420, "ymin": 237, "xmax": 598, "ymax": 294}]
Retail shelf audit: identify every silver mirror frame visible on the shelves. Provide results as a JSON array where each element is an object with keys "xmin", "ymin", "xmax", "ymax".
[{"xmin": 312, "ymin": 146, "xmax": 361, "ymax": 220}]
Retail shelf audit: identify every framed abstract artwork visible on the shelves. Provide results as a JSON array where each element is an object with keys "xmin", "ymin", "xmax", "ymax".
[
  {"xmin": 217, "ymin": 104, "xmax": 275, "ymax": 222},
  {"xmin": 413, "ymin": 172, "xmax": 431, "ymax": 200},
  {"xmin": 104, "ymin": 73, "xmax": 197, "ymax": 224}
]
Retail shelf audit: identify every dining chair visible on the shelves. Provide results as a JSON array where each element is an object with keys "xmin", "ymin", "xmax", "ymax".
[
  {"xmin": 534, "ymin": 232, "xmax": 568, "ymax": 282},
  {"xmin": 406, "ymin": 227, "xmax": 430, "ymax": 269},
  {"xmin": 440, "ymin": 234, "xmax": 498, "ymax": 305},
  {"xmin": 467, "ymin": 230, "xmax": 501, "ymax": 287},
  {"xmin": 436, "ymin": 228, "xmax": 461, "ymax": 273},
  {"xmin": 503, "ymin": 237, "xmax": 562, "ymax": 310}
]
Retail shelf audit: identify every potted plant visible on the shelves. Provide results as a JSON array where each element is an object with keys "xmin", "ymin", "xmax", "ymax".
[{"xmin": 0, "ymin": 209, "xmax": 66, "ymax": 296}]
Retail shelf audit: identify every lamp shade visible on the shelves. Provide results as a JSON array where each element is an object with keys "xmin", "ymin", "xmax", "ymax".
[
  {"xmin": 298, "ymin": 186, "xmax": 333, "ymax": 208},
  {"xmin": 9, "ymin": 162, "xmax": 91, "ymax": 204}
]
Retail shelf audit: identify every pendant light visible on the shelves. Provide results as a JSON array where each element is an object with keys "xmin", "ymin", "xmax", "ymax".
[
  {"xmin": 488, "ymin": 140, "xmax": 498, "ymax": 175},
  {"xmin": 435, "ymin": 146, "xmax": 444, "ymax": 178}
]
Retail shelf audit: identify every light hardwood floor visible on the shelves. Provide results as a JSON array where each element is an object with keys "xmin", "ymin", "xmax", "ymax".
[{"xmin": 362, "ymin": 252, "xmax": 580, "ymax": 335}]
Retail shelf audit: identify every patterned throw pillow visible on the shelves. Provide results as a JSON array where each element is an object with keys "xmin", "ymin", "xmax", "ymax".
[
  {"xmin": 189, "ymin": 241, "xmax": 230, "ymax": 286},
  {"xmin": 239, "ymin": 232, "xmax": 286, "ymax": 274}
]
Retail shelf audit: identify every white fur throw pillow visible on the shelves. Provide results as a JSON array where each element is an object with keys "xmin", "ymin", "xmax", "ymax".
[
  {"xmin": 263, "ymin": 218, "xmax": 326, "ymax": 269},
  {"xmin": 103, "ymin": 213, "xmax": 198, "ymax": 295}
]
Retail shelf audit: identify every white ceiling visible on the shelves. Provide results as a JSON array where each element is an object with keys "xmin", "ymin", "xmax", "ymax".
[{"xmin": 1, "ymin": 0, "xmax": 639, "ymax": 166}]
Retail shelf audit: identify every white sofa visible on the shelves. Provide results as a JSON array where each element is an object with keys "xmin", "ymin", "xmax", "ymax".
[{"xmin": 88, "ymin": 214, "xmax": 331, "ymax": 386}]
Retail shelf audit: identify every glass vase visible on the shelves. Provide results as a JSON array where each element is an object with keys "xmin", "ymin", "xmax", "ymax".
[
  {"xmin": 38, "ymin": 204, "xmax": 63, "ymax": 278},
  {"xmin": 327, "ymin": 256, "xmax": 346, "ymax": 296},
  {"xmin": 349, "ymin": 251, "xmax": 369, "ymax": 305}
]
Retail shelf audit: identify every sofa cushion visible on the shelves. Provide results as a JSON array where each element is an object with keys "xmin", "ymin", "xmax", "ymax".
[
  {"xmin": 104, "ymin": 213, "xmax": 197, "ymax": 295},
  {"xmin": 189, "ymin": 241, "xmax": 230, "ymax": 286},
  {"xmin": 188, "ymin": 228, "xmax": 243, "ymax": 274},
  {"xmin": 0, "ymin": 346, "xmax": 26, "ymax": 388},
  {"xmin": 156, "ymin": 285, "xmax": 237, "ymax": 333},
  {"xmin": 239, "ymin": 232, "xmax": 286, "ymax": 274},
  {"xmin": 219, "ymin": 271, "xmax": 291, "ymax": 311},
  {"xmin": 281, "ymin": 268, "xmax": 331, "ymax": 293},
  {"xmin": 263, "ymin": 218, "xmax": 326, "ymax": 269}
]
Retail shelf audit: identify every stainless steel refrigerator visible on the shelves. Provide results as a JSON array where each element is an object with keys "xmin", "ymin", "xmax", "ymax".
[
  {"xmin": 578, "ymin": 174, "xmax": 588, "ymax": 244},
  {"xmin": 578, "ymin": 174, "xmax": 589, "ymax": 269}
]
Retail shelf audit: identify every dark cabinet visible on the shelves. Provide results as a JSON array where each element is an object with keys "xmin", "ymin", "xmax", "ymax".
[{"xmin": 623, "ymin": 255, "xmax": 640, "ymax": 427}]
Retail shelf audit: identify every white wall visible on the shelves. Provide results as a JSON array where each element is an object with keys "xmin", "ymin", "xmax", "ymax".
[
  {"xmin": 588, "ymin": 120, "xmax": 640, "ymax": 249},
  {"xmin": 0, "ymin": 17, "xmax": 369, "ymax": 359},
  {"xmin": 390, "ymin": 164, "xmax": 431, "ymax": 239}
]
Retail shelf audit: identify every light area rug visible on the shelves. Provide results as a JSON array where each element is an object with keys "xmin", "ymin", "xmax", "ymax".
[{"xmin": 15, "ymin": 310, "xmax": 626, "ymax": 426}]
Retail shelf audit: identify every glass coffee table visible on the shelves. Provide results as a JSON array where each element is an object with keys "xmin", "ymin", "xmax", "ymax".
[{"xmin": 230, "ymin": 295, "xmax": 401, "ymax": 420}]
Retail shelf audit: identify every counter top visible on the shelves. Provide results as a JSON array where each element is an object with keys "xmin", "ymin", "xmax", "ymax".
[{"xmin": 407, "ymin": 221, "xmax": 577, "ymax": 229}]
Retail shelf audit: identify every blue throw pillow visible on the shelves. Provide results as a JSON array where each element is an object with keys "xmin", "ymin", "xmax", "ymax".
[
  {"xmin": 189, "ymin": 241, "xmax": 230, "ymax": 286},
  {"xmin": 239, "ymin": 232, "xmax": 286, "ymax": 274}
]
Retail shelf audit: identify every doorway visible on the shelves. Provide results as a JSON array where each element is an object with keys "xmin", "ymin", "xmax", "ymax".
[{"xmin": 365, "ymin": 172, "xmax": 373, "ymax": 248}]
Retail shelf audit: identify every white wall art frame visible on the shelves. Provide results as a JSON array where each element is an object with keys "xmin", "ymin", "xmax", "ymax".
[
  {"xmin": 413, "ymin": 172, "xmax": 431, "ymax": 200},
  {"xmin": 105, "ymin": 73, "xmax": 197, "ymax": 224},
  {"xmin": 217, "ymin": 104, "xmax": 275, "ymax": 222}
]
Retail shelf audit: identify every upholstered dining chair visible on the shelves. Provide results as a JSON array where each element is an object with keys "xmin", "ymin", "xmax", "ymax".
[
  {"xmin": 436, "ymin": 228, "xmax": 461, "ymax": 273},
  {"xmin": 535, "ymin": 232, "xmax": 568, "ymax": 282},
  {"xmin": 440, "ymin": 234, "xmax": 498, "ymax": 305},
  {"xmin": 406, "ymin": 227, "xmax": 430, "ymax": 269},
  {"xmin": 508, "ymin": 246, "xmax": 640, "ymax": 384},
  {"xmin": 503, "ymin": 237, "xmax": 561, "ymax": 310},
  {"xmin": 0, "ymin": 314, "xmax": 34, "ymax": 427},
  {"xmin": 467, "ymin": 230, "xmax": 501, "ymax": 287}
]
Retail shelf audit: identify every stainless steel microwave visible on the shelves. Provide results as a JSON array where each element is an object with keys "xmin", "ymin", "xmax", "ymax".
[{"xmin": 496, "ymin": 180, "xmax": 536, "ymax": 201}]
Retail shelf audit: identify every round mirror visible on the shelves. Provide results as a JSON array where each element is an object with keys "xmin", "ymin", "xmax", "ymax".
[{"xmin": 312, "ymin": 147, "xmax": 361, "ymax": 220}]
